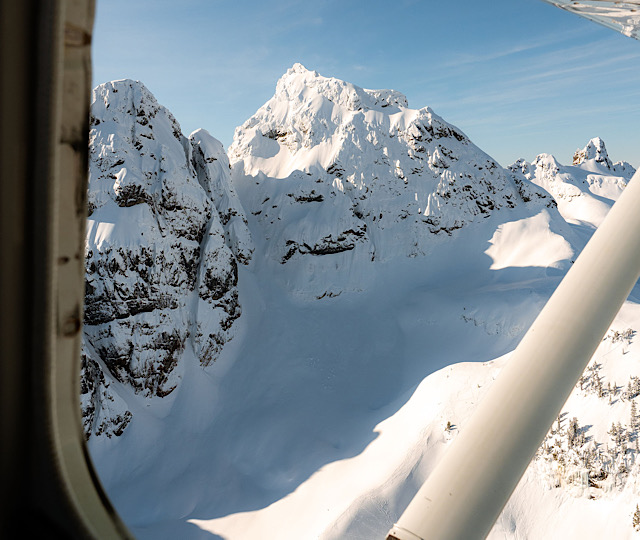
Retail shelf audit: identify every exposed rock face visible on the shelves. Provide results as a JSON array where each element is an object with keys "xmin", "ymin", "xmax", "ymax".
[
  {"xmin": 573, "ymin": 136, "xmax": 613, "ymax": 169},
  {"xmin": 82, "ymin": 80, "xmax": 252, "ymax": 438},
  {"xmin": 572, "ymin": 136, "xmax": 636, "ymax": 179},
  {"xmin": 229, "ymin": 63, "xmax": 545, "ymax": 271},
  {"xmin": 190, "ymin": 129, "xmax": 254, "ymax": 265},
  {"xmin": 80, "ymin": 341, "xmax": 132, "ymax": 438}
]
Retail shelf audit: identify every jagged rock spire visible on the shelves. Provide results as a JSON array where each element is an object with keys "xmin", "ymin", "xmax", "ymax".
[{"xmin": 573, "ymin": 137, "xmax": 613, "ymax": 169}]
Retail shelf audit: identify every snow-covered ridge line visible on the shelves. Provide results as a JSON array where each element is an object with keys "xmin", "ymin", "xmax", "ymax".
[
  {"xmin": 229, "ymin": 63, "xmax": 558, "ymax": 300},
  {"xmin": 274, "ymin": 62, "xmax": 409, "ymax": 113},
  {"xmin": 509, "ymin": 136, "xmax": 635, "ymax": 229}
]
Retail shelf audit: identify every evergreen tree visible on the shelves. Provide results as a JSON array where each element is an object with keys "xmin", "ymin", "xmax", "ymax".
[
  {"xmin": 626, "ymin": 376, "xmax": 640, "ymax": 400},
  {"xmin": 634, "ymin": 504, "xmax": 640, "ymax": 531},
  {"xmin": 617, "ymin": 422, "xmax": 625, "ymax": 446},
  {"xmin": 609, "ymin": 422, "xmax": 619, "ymax": 446},
  {"xmin": 631, "ymin": 400, "xmax": 638, "ymax": 433},
  {"xmin": 595, "ymin": 373, "xmax": 603, "ymax": 398},
  {"xmin": 567, "ymin": 417, "xmax": 579, "ymax": 448}
]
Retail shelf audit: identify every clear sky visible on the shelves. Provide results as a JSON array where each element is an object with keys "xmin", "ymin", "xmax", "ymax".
[{"xmin": 93, "ymin": 0, "xmax": 640, "ymax": 168}]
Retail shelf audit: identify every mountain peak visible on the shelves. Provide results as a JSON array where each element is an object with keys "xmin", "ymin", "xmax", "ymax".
[
  {"xmin": 573, "ymin": 137, "xmax": 613, "ymax": 169},
  {"xmin": 91, "ymin": 78, "xmax": 184, "ymax": 144},
  {"xmin": 229, "ymin": 64, "xmax": 546, "ymax": 280},
  {"xmin": 97, "ymin": 77, "xmax": 145, "ymax": 89},
  {"xmin": 92, "ymin": 78, "xmax": 156, "ymax": 106},
  {"xmin": 274, "ymin": 63, "xmax": 408, "ymax": 113},
  {"xmin": 288, "ymin": 62, "xmax": 316, "ymax": 76},
  {"xmin": 533, "ymin": 153, "xmax": 561, "ymax": 173}
]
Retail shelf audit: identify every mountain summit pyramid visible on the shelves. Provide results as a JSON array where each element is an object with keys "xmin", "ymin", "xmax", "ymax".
[
  {"xmin": 572, "ymin": 136, "xmax": 636, "ymax": 178},
  {"xmin": 510, "ymin": 137, "xmax": 635, "ymax": 228},
  {"xmin": 573, "ymin": 136, "xmax": 613, "ymax": 168},
  {"xmin": 229, "ymin": 64, "xmax": 551, "ymax": 272}
]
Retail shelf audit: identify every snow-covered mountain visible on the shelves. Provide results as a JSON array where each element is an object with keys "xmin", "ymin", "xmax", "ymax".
[
  {"xmin": 84, "ymin": 66, "xmax": 640, "ymax": 539},
  {"xmin": 228, "ymin": 63, "xmax": 555, "ymax": 297},
  {"xmin": 230, "ymin": 63, "xmax": 552, "ymax": 246},
  {"xmin": 509, "ymin": 137, "xmax": 635, "ymax": 228},
  {"xmin": 573, "ymin": 136, "xmax": 636, "ymax": 178},
  {"xmin": 82, "ymin": 79, "xmax": 252, "ymax": 438}
]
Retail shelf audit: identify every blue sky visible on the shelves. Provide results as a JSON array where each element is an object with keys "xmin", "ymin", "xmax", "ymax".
[{"xmin": 93, "ymin": 0, "xmax": 640, "ymax": 167}]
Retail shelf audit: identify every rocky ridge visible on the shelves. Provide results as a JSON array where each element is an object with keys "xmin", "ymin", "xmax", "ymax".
[
  {"xmin": 81, "ymin": 80, "xmax": 252, "ymax": 438},
  {"xmin": 509, "ymin": 137, "xmax": 635, "ymax": 228},
  {"xmin": 229, "ymin": 63, "xmax": 554, "ymax": 281}
]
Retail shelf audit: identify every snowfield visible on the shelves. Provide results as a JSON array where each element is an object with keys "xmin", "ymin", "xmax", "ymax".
[{"xmin": 85, "ymin": 65, "xmax": 640, "ymax": 539}]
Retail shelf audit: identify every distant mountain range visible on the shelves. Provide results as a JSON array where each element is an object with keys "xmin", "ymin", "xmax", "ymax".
[{"xmin": 83, "ymin": 65, "xmax": 640, "ymax": 539}]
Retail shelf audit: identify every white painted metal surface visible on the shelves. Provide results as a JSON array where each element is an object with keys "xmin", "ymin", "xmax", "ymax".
[{"xmin": 541, "ymin": 1, "xmax": 640, "ymax": 40}]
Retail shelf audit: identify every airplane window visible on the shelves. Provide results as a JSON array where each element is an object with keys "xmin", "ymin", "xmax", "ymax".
[{"xmin": 7, "ymin": 0, "xmax": 634, "ymax": 538}]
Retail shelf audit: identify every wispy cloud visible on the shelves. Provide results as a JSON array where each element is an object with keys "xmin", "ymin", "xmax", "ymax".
[
  {"xmin": 92, "ymin": 0, "xmax": 640, "ymax": 164},
  {"xmin": 441, "ymin": 26, "xmax": 593, "ymax": 67}
]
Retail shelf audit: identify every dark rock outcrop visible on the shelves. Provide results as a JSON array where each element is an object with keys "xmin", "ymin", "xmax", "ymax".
[{"xmin": 82, "ymin": 80, "xmax": 252, "ymax": 438}]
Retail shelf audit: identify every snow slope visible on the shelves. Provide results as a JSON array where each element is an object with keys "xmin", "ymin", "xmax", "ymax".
[{"xmin": 86, "ymin": 67, "xmax": 640, "ymax": 539}]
